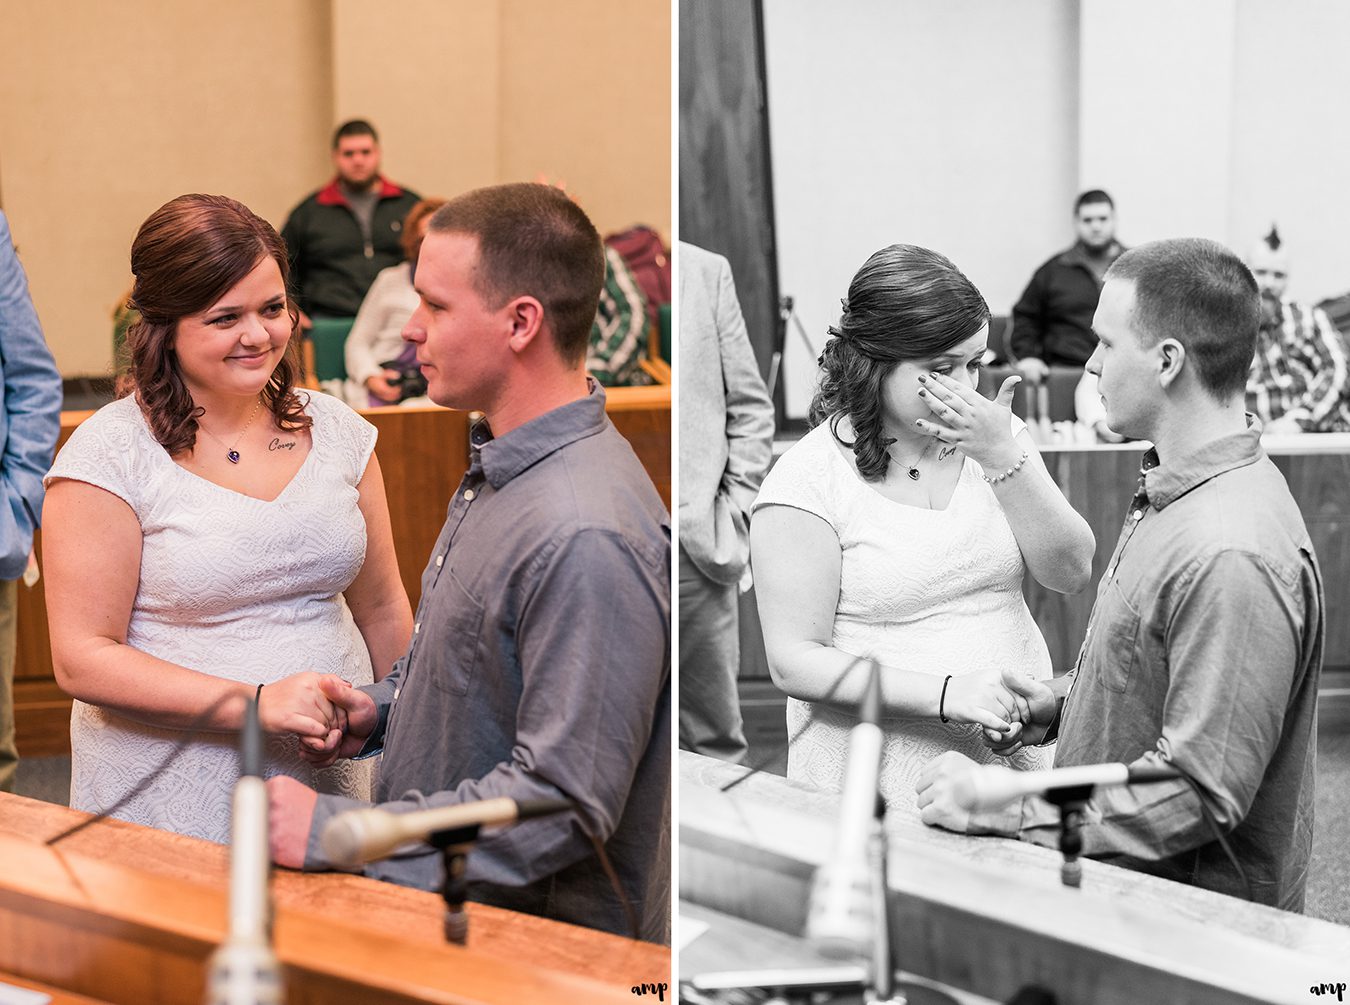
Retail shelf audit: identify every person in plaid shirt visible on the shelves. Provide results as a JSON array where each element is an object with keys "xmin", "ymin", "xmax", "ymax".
[
  {"xmin": 585, "ymin": 245, "xmax": 649, "ymax": 386},
  {"xmin": 1245, "ymin": 226, "xmax": 1350, "ymax": 433}
]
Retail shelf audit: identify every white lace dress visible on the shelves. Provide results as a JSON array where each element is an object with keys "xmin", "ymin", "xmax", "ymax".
[
  {"xmin": 46, "ymin": 391, "xmax": 377, "ymax": 843},
  {"xmin": 752, "ymin": 418, "xmax": 1054, "ymax": 814}
]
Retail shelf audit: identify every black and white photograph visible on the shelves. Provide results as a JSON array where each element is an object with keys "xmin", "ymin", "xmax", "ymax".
[{"xmin": 677, "ymin": 1, "xmax": 1350, "ymax": 1002}]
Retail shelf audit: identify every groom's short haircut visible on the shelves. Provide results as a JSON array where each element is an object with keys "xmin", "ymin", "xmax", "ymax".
[{"xmin": 427, "ymin": 183, "xmax": 606, "ymax": 366}]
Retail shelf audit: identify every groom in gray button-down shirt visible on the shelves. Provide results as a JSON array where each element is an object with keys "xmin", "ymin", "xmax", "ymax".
[
  {"xmin": 268, "ymin": 183, "xmax": 671, "ymax": 943},
  {"xmin": 919, "ymin": 239, "xmax": 1322, "ymax": 911}
]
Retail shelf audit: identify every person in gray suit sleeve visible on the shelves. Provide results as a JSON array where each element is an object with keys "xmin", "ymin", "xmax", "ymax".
[
  {"xmin": 0, "ymin": 211, "xmax": 62, "ymax": 792},
  {"xmin": 678, "ymin": 242, "xmax": 775, "ymax": 762}
]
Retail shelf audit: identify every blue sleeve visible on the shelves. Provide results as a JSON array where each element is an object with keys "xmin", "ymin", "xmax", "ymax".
[{"xmin": 0, "ymin": 212, "xmax": 63, "ymax": 578}]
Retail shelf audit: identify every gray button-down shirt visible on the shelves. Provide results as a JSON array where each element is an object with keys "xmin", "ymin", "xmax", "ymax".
[
  {"xmin": 980, "ymin": 421, "xmax": 1322, "ymax": 910},
  {"xmin": 308, "ymin": 382, "xmax": 672, "ymax": 941}
]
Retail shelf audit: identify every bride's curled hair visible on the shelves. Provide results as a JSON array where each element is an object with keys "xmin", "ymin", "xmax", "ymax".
[
  {"xmin": 119, "ymin": 193, "xmax": 311, "ymax": 457},
  {"xmin": 808, "ymin": 244, "xmax": 990, "ymax": 481}
]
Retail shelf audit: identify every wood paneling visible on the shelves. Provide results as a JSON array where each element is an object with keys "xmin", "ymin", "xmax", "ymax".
[
  {"xmin": 606, "ymin": 385, "xmax": 673, "ymax": 509},
  {"xmin": 363, "ymin": 405, "xmax": 471, "ymax": 611},
  {"xmin": 13, "ymin": 388, "xmax": 670, "ymax": 758},
  {"xmin": 0, "ymin": 793, "xmax": 666, "ymax": 1004},
  {"xmin": 680, "ymin": 752, "xmax": 1350, "ymax": 1005}
]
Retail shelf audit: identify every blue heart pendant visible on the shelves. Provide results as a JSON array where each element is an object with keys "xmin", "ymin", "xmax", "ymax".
[{"xmin": 227, "ymin": 450, "xmax": 241, "ymax": 464}]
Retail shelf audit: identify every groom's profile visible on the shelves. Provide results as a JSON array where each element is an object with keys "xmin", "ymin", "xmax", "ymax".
[{"xmin": 266, "ymin": 183, "xmax": 672, "ymax": 942}]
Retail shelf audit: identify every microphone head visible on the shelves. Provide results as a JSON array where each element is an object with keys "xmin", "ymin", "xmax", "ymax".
[
  {"xmin": 320, "ymin": 808, "xmax": 392, "ymax": 868},
  {"xmin": 949, "ymin": 763, "xmax": 1018, "ymax": 812},
  {"xmin": 949, "ymin": 770, "xmax": 982, "ymax": 812},
  {"xmin": 805, "ymin": 857, "xmax": 873, "ymax": 959}
]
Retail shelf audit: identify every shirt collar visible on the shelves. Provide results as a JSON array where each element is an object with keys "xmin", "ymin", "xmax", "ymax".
[
  {"xmin": 1140, "ymin": 414, "xmax": 1265, "ymax": 510},
  {"xmin": 476, "ymin": 379, "xmax": 609, "ymax": 488}
]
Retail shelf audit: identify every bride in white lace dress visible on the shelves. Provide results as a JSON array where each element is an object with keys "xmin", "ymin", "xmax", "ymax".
[
  {"xmin": 42, "ymin": 195, "xmax": 413, "ymax": 843},
  {"xmin": 751, "ymin": 244, "xmax": 1095, "ymax": 813}
]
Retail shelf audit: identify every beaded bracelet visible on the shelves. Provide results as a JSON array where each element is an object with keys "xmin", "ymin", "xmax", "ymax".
[
  {"xmin": 939, "ymin": 674, "xmax": 953, "ymax": 723},
  {"xmin": 981, "ymin": 449, "xmax": 1030, "ymax": 485}
]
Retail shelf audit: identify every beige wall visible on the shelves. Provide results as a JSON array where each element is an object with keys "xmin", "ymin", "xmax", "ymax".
[
  {"xmin": 0, "ymin": 0, "xmax": 333, "ymax": 376},
  {"xmin": 1228, "ymin": 0, "xmax": 1350, "ymax": 305},
  {"xmin": 0, "ymin": 0, "xmax": 671, "ymax": 377},
  {"xmin": 764, "ymin": 0, "xmax": 1081, "ymax": 416},
  {"xmin": 497, "ymin": 0, "xmax": 672, "ymax": 242},
  {"xmin": 761, "ymin": 0, "xmax": 1350, "ymax": 418},
  {"xmin": 332, "ymin": 0, "xmax": 501, "ymax": 203},
  {"xmin": 334, "ymin": 0, "xmax": 672, "ymax": 239}
]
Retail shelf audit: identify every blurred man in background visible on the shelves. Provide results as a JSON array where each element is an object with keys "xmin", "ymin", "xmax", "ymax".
[
  {"xmin": 1010, "ymin": 190, "xmax": 1126, "ymax": 384},
  {"xmin": 1244, "ymin": 225, "xmax": 1350, "ymax": 433},
  {"xmin": 281, "ymin": 119, "xmax": 421, "ymax": 328}
]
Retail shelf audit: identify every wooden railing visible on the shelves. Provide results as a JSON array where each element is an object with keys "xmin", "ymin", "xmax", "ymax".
[
  {"xmin": 680, "ymin": 751, "xmax": 1349, "ymax": 1005},
  {"xmin": 0, "ymin": 792, "xmax": 667, "ymax": 1004}
]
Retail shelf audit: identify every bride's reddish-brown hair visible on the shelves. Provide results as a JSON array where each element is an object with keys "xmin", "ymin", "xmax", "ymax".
[{"xmin": 119, "ymin": 193, "xmax": 311, "ymax": 456}]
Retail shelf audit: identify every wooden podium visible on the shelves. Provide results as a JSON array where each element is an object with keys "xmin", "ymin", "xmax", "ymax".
[
  {"xmin": 0, "ymin": 792, "xmax": 669, "ymax": 1004},
  {"xmin": 680, "ymin": 752, "xmax": 1350, "ymax": 1005}
]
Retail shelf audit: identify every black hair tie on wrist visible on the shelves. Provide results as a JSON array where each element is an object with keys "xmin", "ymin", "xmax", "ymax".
[{"xmin": 939, "ymin": 674, "xmax": 953, "ymax": 724}]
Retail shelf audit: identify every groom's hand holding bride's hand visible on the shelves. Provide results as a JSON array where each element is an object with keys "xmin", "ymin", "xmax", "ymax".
[
  {"xmin": 294, "ymin": 675, "xmax": 378, "ymax": 768},
  {"xmin": 942, "ymin": 668, "xmax": 1030, "ymax": 735},
  {"xmin": 266, "ymin": 679, "xmax": 379, "ymax": 869},
  {"xmin": 256, "ymin": 671, "xmax": 348, "ymax": 740},
  {"xmin": 981, "ymin": 667, "xmax": 1057, "ymax": 754}
]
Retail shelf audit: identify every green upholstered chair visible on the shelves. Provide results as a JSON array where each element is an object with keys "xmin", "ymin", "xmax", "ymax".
[{"xmin": 309, "ymin": 317, "xmax": 355, "ymax": 383}]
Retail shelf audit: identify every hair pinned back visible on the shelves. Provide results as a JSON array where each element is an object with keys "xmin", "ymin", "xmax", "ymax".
[
  {"xmin": 809, "ymin": 244, "xmax": 989, "ymax": 480},
  {"xmin": 119, "ymin": 193, "xmax": 310, "ymax": 456}
]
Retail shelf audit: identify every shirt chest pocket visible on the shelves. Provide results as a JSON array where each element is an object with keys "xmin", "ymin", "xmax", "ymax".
[
  {"xmin": 420, "ymin": 568, "xmax": 485, "ymax": 697},
  {"xmin": 1090, "ymin": 578, "xmax": 1142, "ymax": 694}
]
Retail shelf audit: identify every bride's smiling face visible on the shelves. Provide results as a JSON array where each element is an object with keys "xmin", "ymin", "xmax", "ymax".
[{"xmin": 879, "ymin": 324, "xmax": 989, "ymax": 433}]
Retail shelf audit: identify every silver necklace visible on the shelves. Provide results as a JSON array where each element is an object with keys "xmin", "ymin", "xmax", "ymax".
[
  {"xmin": 887, "ymin": 440, "xmax": 933, "ymax": 481},
  {"xmin": 197, "ymin": 398, "xmax": 263, "ymax": 464}
]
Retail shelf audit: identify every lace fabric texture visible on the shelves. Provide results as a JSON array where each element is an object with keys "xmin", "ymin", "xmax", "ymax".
[
  {"xmin": 46, "ymin": 391, "xmax": 378, "ymax": 843},
  {"xmin": 754, "ymin": 420, "xmax": 1054, "ymax": 814}
]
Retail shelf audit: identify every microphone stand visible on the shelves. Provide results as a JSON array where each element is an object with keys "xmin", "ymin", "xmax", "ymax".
[
  {"xmin": 204, "ymin": 693, "xmax": 284, "ymax": 1005},
  {"xmin": 1042, "ymin": 786, "xmax": 1093, "ymax": 889},
  {"xmin": 427, "ymin": 825, "xmax": 482, "ymax": 946},
  {"xmin": 689, "ymin": 665, "xmax": 961, "ymax": 1005}
]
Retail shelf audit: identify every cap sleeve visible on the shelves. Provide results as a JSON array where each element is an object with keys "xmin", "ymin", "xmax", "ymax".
[
  {"xmin": 751, "ymin": 426, "xmax": 840, "ymax": 531},
  {"xmin": 45, "ymin": 399, "xmax": 148, "ymax": 517},
  {"xmin": 303, "ymin": 390, "xmax": 377, "ymax": 485}
]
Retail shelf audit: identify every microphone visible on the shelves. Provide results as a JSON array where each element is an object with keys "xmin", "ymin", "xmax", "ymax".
[
  {"xmin": 951, "ymin": 761, "xmax": 1182, "ymax": 812},
  {"xmin": 204, "ymin": 692, "xmax": 283, "ymax": 1005},
  {"xmin": 320, "ymin": 797, "xmax": 575, "ymax": 868},
  {"xmin": 805, "ymin": 662, "xmax": 883, "ymax": 959}
]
